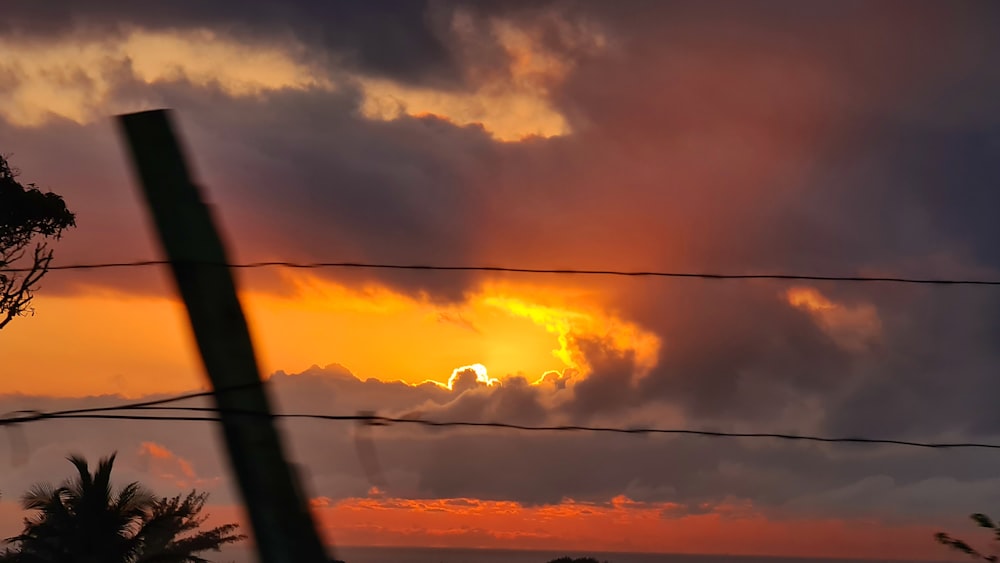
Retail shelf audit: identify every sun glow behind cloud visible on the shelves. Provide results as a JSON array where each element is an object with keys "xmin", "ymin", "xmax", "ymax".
[
  {"xmin": 0, "ymin": 273, "xmax": 657, "ymax": 396},
  {"xmin": 246, "ymin": 275, "xmax": 660, "ymax": 387},
  {"xmin": 441, "ymin": 363, "xmax": 499, "ymax": 390},
  {"xmin": 478, "ymin": 289, "xmax": 660, "ymax": 373},
  {"xmin": 241, "ymin": 275, "xmax": 571, "ymax": 387}
]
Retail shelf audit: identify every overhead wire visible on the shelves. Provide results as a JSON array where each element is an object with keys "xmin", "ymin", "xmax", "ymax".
[
  {"xmin": 2, "ymin": 388, "xmax": 999, "ymax": 451},
  {"xmin": 2, "ymin": 261, "xmax": 997, "ymax": 451},
  {"xmin": 0, "ymin": 259, "xmax": 998, "ymax": 286}
]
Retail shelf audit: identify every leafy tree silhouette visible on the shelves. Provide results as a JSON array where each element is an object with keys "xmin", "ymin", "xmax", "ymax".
[
  {"xmin": 0, "ymin": 154, "xmax": 74, "ymax": 330},
  {"xmin": 0, "ymin": 453, "xmax": 245, "ymax": 563},
  {"xmin": 936, "ymin": 513, "xmax": 1000, "ymax": 561}
]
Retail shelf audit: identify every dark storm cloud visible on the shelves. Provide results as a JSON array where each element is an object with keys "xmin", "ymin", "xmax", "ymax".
[
  {"xmin": 234, "ymin": 368, "xmax": 1000, "ymax": 520},
  {"xmin": 820, "ymin": 288, "xmax": 1000, "ymax": 439},
  {"xmin": 8, "ymin": 0, "xmax": 1000, "ymax": 297},
  {"xmin": 164, "ymin": 84, "xmax": 501, "ymax": 300},
  {"xmin": 0, "ymin": 79, "xmax": 500, "ymax": 299},
  {"xmin": 507, "ymin": 0, "xmax": 1000, "ymax": 435}
]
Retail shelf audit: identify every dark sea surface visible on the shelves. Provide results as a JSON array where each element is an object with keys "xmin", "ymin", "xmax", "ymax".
[{"xmin": 220, "ymin": 545, "xmax": 952, "ymax": 563}]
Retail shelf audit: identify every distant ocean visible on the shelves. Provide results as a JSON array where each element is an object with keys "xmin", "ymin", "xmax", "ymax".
[{"xmin": 219, "ymin": 545, "xmax": 951, "ymax": 563}]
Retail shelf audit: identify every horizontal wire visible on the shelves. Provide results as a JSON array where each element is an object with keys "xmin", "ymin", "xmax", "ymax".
[
  {"xmin": 4, "ymin": 399, "xmax": 999, "ymax": 451},
  {"xmin": 0, "ymin": 382, "xmax": 258, "ymax": 425},
  {"xmin": 1, "ymin": 259, "xmax": 998, "ymax": 286}
]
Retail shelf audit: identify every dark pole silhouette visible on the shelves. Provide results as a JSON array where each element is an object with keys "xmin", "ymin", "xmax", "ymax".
[{"xmin": 117, "ymin": 109, "xmax": 329, "ymax": 563}]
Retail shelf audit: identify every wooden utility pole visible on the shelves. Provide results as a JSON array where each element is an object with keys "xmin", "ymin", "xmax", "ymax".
[{"xmin": 117, "ymin": 110, "xmax": 329, "ymax": 563}]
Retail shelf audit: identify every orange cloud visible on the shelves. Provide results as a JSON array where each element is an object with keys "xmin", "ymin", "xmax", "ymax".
[
  {"xmin": 0, "ymin": 28, "xmax": 331, "ymax": 127},
  {"xmin": 357, "ymin": 10, "xmax": 605, "ymax": 141},
  {"xmin": 138, "ymin": 441, "xmax": 173, "ymax": 460},
  {"xmin": 138, "ymin": 441, "xmax": 200, "ymax": 486},
  {"xmin": 786, "ymin": 287, "xmax": 881, "ymax": 351}
]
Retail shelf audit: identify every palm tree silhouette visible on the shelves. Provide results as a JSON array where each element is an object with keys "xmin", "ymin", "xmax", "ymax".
[{"xmin": 1, "ymin": 453, "xmax": 244, "ymax": 563}]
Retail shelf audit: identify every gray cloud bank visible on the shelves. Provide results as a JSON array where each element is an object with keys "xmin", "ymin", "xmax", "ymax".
[{"xmin": 1, "ymin": 364, "xmax": 1000, "ymax": 525}]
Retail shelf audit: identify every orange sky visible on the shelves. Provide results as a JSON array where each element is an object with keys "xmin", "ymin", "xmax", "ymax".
[
  {"xmin": 0, "ymin": 274, "xmax": 940, "ymax": 562},
  {"xmin": 0, "ymin": 274, "xmax": 657, "ymax": 397},
  {"xmin": 311, "ymin": 495, "xmax": 947, "ymax": 560},
  {"xmin": 0, "ymin": 493, "xmax": 947, "ymax": 561}
]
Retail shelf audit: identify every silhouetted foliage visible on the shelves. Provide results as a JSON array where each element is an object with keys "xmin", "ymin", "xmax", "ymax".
[
  {"xmin": 0, "ymin": 154, "xmax": 74, "ymax": 329},
  {"xmin": 546, "ymin": 558, "xmax": 608, "ymax": 563},
  {"xmin": 0, "ymin": 453, "xmax": 245, "ymax": 563},
  {"xmin": 936, "ymin": 513, "xmax": 1000, "ymax": 561}
]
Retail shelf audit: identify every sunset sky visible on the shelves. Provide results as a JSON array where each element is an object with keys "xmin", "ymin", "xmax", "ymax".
[{"xmin": 2, "ymin": 1, "xmax": 1000, "ymax": 560}]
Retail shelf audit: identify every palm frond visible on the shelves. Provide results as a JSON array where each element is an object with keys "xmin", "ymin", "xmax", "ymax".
[{"xmin": 6, "ymin": 456, "xmax": 244, "ymax": 563}]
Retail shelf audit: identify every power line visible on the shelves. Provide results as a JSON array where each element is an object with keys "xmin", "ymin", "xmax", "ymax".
[
  {"xmin": 1, "ymin": 259, "xmax": 999, "ymax": 286},
  {"xmin": 3, "ymin": 393, "xmax": 999, "ymax": 451},
  {"xmin": 89, "ymin": 408, "xmax": 1000, "ymax": 450},
  {"xmin": 30, "ymin": 382, "xmax": 262, "ymax": 418},
  {"xmin": 0, "ymin": 383, "xmax": 255, "ymax": 425}
]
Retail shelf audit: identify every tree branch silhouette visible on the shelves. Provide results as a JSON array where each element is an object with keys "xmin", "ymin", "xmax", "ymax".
[
  {"xmin": 0, "ymin": 155, "xmax": 74, "ymax": 329},
  {"xmin": 936, "ymin": 513, "xmax": 1000, "ymax": 561}
]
